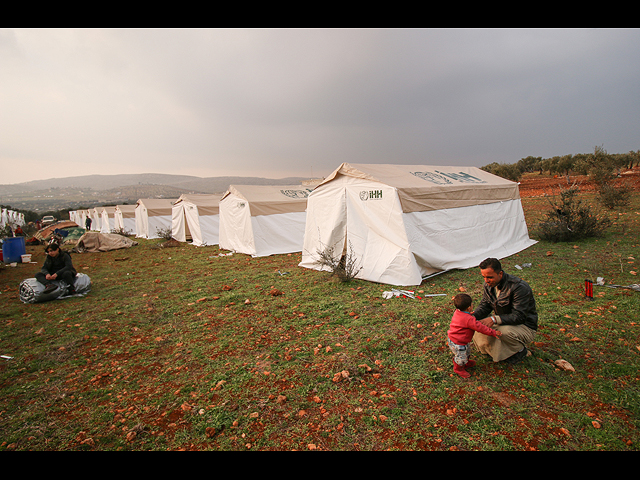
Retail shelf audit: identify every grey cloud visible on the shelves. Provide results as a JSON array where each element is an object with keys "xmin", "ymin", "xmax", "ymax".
[{"xmin": 1, "ymin": 28, "xmax": 639, "ymax": 184}]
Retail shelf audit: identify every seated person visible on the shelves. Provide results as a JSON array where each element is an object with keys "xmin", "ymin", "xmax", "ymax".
[{"xmin": 35, "ymin": 243, "xmax": 77, "ymax": 295}]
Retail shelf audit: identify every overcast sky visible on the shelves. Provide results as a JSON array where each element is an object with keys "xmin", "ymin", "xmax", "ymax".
[{"xmin": 1, "ymin": 28, "xmax": 639, "ymax": 185}]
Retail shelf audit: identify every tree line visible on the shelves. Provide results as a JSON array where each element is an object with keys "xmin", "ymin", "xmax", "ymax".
[{"xmin": 481, "ymin": 146, "xmax": 640, "ymax": 182}]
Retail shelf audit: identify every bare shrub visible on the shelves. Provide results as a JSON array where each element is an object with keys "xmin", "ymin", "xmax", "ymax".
[
  {"xmin": 312, "ymin": 239, "xmax": 362, "ymax": 282},
  {"xmin": 155, "ymin": 226, "xmax": 173, "ymax": 241},
  {"xmin": 111, "ymin": 227, "xmax": 134, "ymax": 237}
]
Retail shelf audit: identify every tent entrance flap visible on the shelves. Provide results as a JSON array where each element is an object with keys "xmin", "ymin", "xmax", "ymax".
[
  {"xmin": 299, "ymin": 180, "xmax": 349, "ymax": 273},
  {"xmin": 184, "ymin": 208, "xmax": 192, "ymax": 240},
  {"xmin": 344, "ymin": 184, "xmax": 423, "ymax": 285}
]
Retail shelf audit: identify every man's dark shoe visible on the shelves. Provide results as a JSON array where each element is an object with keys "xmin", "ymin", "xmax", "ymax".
[
  {"xmin": 43, "ymin": 284, "xmax": 57, "ymax": 295},
  {"xmin": 505, "ymin": 347, "xmax": 529, "ymax": 364}
]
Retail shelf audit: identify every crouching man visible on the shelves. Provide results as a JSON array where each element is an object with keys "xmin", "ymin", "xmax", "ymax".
[
  {"xmin": 35, "ymin": 243, "xmax": 77, "ymax": 295},
  {"xmin": 472, "ymin": 258, "xmax": 538, "ymax": 364}
]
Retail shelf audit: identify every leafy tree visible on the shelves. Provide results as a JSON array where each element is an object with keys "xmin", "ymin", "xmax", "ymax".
[
  {"xmin": 571, "ymin": 153, "xmax": 591, "ymax": 175},
  {"xmin": 480, "ymin": 162, "xmax": 521, "ymax": 182},
  {"xmin": 556, "ymin": 154, "xmax": 575, "ymax": 180},
  {"xmin": 586, "ymin": 145, "xmax": 614, "ymax": 186},
  {"xmin": 541, "ymin": 157, "xmax": 556, "ymax": 175},
  {"xmin": 516, "ymin": 156, "xmax": 542, "ymax": 174}
]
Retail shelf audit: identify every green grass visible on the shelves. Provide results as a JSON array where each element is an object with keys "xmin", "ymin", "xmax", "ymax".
[{"xmin": 0, "ymin": 191, "xmax": 639, "ymax": 450}]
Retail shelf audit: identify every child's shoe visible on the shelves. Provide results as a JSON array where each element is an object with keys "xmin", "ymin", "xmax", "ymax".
[
  {"xmin": 465, "ymin": 359, "xmax": 476, "ymax": 368},
  {"xmin": 453, "ymin": 359, "xmax": 470, "ymax": 378}
]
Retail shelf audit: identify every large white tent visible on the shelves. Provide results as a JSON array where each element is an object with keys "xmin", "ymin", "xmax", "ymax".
[
  {"xmin": 299, "ymin": 163, "xmax": 537, "ymax": 286},
  {"xmin": 135, "ymin": 199, "xmax": 176, "ymax": 239},
  {"xmin": 114, "ymin": 205, "xmax": 137, "ymax": 235},
  {"xmin": 219, "ymin": 185, "xmax": 311, "ymax": 257},
  {"xmin": 172, "ymin": 194, "xmax": 221, "ymax": 246}
]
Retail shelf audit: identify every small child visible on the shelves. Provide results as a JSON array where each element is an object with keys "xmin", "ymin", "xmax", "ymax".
[{"xmin": 447, "ymin": 293, "xmax": 502, "ymax": 378}]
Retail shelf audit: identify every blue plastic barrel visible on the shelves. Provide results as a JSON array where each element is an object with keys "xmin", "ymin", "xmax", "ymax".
[{"xmin": 2, "ymin": 237, "xmax": 26, "ymax": 263}]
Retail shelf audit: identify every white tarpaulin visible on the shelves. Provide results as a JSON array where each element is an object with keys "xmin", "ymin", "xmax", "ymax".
[
  {"xmin": 218, "ymin": 185, "xmax": 310, "ymax": 257},
  {"xmin": 299, "ymin": 163, "xmax": 537, "ymax": 286},
  {"xmin": 172, "ymin": 194, "xmax": 221, "ymax": 246}
]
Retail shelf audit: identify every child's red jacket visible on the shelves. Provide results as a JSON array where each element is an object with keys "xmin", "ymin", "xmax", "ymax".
[{"xmin": 447, "ymin": 309, "xmax": 500, "ymax": 345}]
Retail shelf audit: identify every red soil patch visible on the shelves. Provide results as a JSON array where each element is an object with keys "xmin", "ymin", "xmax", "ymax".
[{"xmin": 517, "ymin": 167, "xmax": 640, "ymax": 198}]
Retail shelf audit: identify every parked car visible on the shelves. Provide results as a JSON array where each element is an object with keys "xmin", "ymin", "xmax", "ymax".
[{"xmin": 41, "ymin": 216, "xmax": 56, "ymax": 226}]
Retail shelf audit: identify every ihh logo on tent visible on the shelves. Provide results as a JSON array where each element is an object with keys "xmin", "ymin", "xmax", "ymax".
[{"xmin": 360, "ymin": 190, "xmax": 383, "ymax": 201}]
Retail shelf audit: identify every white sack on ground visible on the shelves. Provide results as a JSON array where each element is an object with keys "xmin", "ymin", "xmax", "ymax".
[{"xmin": 20, "ymin": 273, "xmax": 92, "ymax": 303}]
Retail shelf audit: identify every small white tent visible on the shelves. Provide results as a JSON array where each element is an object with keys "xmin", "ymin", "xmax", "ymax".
[
  {"xmin": 299, "ymin": 163, "xmax": 537, "ymax": 286},
  {"xmin": 90, "ymin": 208, "xmax": 102, "ymax": 231},
  {"xmin": 78, "ymin": 210, "xmax": 88, "ymax": 229},
  {"xmin": 82, "ymin": 209, "xmax": 93, "ymax": 229},
  {"xmin": 172, "ymin": 194, "xmax": 221, "ymax": 246},
  {"xmin": 114, "ymin": 205, "xmax": 137, "ymax": 235},
  {"xmin": 100, "ymin": 206, "xmax": 117, "ymax": 233},
  {"xmin": 135, "ymin": 199, "xmax": 176, "ymax": 239},
  {"xmin": 219, "ymin": 185, "xmax": 311, "ymax": 257}
]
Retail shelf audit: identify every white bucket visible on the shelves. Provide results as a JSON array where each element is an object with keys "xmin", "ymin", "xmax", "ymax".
[{"xmin": 21, "ymin": 254, "xmax": 32, "ymax": 263}]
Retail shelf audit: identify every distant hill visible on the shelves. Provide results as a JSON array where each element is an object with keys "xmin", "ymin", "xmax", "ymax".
[
  {"xmin": 0, "ymin": 173, "xmax": 313, "ymax": 195},
  {"xmin": 0, "ymin": 173, "xmax": 321, "ymax": 212}
]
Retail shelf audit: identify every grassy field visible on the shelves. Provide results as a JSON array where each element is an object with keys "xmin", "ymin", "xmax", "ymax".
[{"xmin": 1, "ymin": 188, "xmax": 639, "ymax": 450}]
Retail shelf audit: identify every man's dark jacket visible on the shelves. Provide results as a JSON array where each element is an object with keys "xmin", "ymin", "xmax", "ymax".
[
  {"xmin": 40, "ymin": 251, "xmax": 77, "ymax": 279},
  {"xmin": 472, "ymin": 272, "xmax": 538, "ymax": 331}
]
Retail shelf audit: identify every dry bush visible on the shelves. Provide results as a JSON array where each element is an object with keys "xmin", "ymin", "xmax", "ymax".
[
  {"xmin": 312, "ymin": 239, "xmax": 362, "ymax": 282},
  {"xmin": 155, "ymin": 226, "xmax": 174, "ymax": 241}
]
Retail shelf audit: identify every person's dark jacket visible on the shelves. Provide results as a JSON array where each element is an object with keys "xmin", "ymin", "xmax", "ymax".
[
  {"xmin": 41, "ymin": 250, "xmax": 77, "ymax": 279},
  {"xmin": 472, "ymin": 272, "xmax": 538, "ymax": 331}
]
